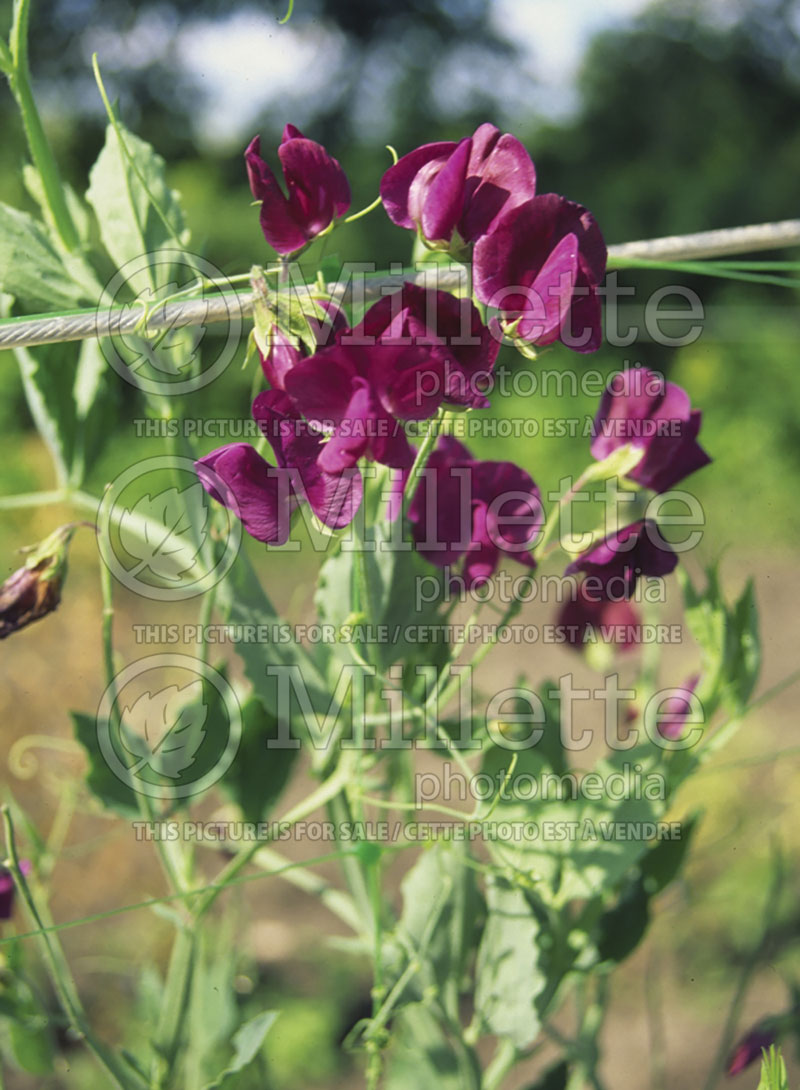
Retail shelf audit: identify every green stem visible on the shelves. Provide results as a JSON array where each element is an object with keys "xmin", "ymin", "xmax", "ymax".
[
  {"xmin": 151, "ymin": 927, "xmax": 196, "ymax": 1089},
  {"xmin": 195, "ymin": 582, "xmax": 217, "ymax": 664},
  {"xmin": 8, "ymin": 0, "xmax": 79, "ymax": 251},
  {"xmin": 98, "ymin": 558, "xmax": 188, "ymax": 896},
  {"xmin": 344, "ymin": 192, "xmax": 384, "ymax": 225},
  {"xmin": 605, "ymin": 254, "xmax": 800, "ymax": 288},
  {"xmin": 328, "ymin": 790, "xmax": 374, "ymax": 936},
  {"xmin": 401, "ymin": 408, "xmax": 447, "ymax": 519},
  {"xmin": 483, "ymin": 1038, "xmax": 519, "ymax": 1090},
  {"xmin": 0, "ymin": 489, "xmax": 71, "ymax": 510},
  {"xmin": 251, "ymin": 846, "xmax": 361, "ymax": 932},
  {"xmin": 1, "ymin": 807, "xmax": 148, "ymax": 1090},
  {"xmin": 535, "ymin": 475, "xmax": 588, "ymax": 561},
  {"xmin": 193, "ymin": 760, "xmax": 356, "ymax": 920}
]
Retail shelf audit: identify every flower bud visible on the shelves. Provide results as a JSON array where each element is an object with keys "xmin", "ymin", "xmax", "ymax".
[{"xmin": 0, "ymin": 524, "xmax": 80, "ymax": 640}]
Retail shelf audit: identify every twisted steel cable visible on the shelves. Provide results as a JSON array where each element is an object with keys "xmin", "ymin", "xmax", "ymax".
[{"xmin": 0, "ymin": 219, "xmax": 799, "ymax": 352}]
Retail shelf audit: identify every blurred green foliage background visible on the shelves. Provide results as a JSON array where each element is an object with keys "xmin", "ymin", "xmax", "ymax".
[{"xmin": 1, "ymin": 0, "xmax": 799, "ymax": 1087}]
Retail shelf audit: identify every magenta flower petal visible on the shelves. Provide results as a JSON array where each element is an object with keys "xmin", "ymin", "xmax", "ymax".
[
  {"xmin": 245, "ymin": 128, "xmax": 350, "ymax": 255},
  {"xmin": 516, "ymin": 231, "xmax": 579, "ymax": 345},
  {"xmin": 315, "ymin": 382, "xmax": 374, "ymax": 473},
  {"xmin": 283, "ymin": 347, "xmax": 361, "ymax": 427},
  {"xmin": 195, "ymin": 443, "xmax": 292, "ymax": 544},
  {"xmin": 564, "ymin": 519, "xmax": 678, "ymax": 598},
  {"xmin": 278, "ymin": 130, "xmax": 351, "ymax": 235},
  {"xmin": 246, "ymin": 137, "xmax": 309, "ymax": 255},
  {"xmin": 370, "ymin": 344, "xmax": 445, "ymax": 421},
  {"xmin": 726, "ymin": 1027, "xmax": 777, "ymax": 1077},
  {"xmin": 471, "ymin": 460, "xmax": 542, "ymax": 561},
  {"xmin": 252, "ymin": 389, "xmax": 363, "ymax": 527},
  {"xmin": 0, "ymin": 860, "xmax": 30, "ymax": 920},
  {"xmin": 283, "ymin": 339, "xmax": 425, "ymax": 470},
  {"xmin": 356, "ymin": 284, "xmax": 499, "ymax": 409},
  {"xmin": 259, "ymin": 325, "xmax": 304, "ymax": 390},
  {"xmin": 418, "ymin": 137, "xmax": 471, "ymax": 244},
  {"xmin": 461, "ymin": 124, "xmax": 537, "ymax": 242},
  {"xmin": 558, "ymin": 581, "xmax": 641, "ymax": 652},
  {"xmin": 657, "ymin": 674, "xmax": 701, "ymax": 740},
  {"xmin": 408, "ymin": 437, "xmax": 542, "ymax": 586},
  {"xmin": 381, "ymin": 123, "xmax": 537, "ymax": 248},
  {"xmin": 591, "ymin": 367, "xmax": 711, "ymax": 492},
  {"xmin": 474, "ymin": 193, "xmax": 606, "ymax": 353},
  {"xmin": 381, "ymin": 141, "xmax": 459, "ymax": 230}
]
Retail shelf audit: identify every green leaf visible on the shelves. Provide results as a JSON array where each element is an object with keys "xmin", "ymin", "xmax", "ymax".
[
  {"xmin": 395, "ymin": 842, "xmax": 481, "ymax": 1003},
  {"xmin": 727, "ymin": 578, "xmax": 761, "ymax": 712},
  {"xmin": 7, "ymin": 1017, "xmax": 54, "ymax": 1075},
  {"xmin": 86, "ymin": 122, "xmax": 189, "ymax": 277},
  {"xmin": 758, "ymin": 1045, "xmax": 789, "ymax": 1090},
  {"xmin": 596, "ymin": 877, "xmax": 650, "ymax": 963},
  {"xmin": 487, "ymin": 677, "xmax": 568, "ymax": 775},
  {"xmin": 23, "ymin": 164, "xmax": 92, "ymax": 248},
  {"xmin": 118, "ymin": 483, "xmax": 208, "ymax": 584},
  {"xmin": 639, "ymin": 814, "xmax": 698, "ymax": 894},
  {"xmin": 202, "ymin": 1011, "xmax": 278, "ymax": 1090},
  {"xmin": 69, "ymin": 337, "xmax": 120, "ymax": 486},
  {"xmin": 216, "ymin": 548, "xmax": 333, "ymax": 745},
  {"xmin": 185, "ymin": 937, "xmax": 238, "ymax": 1087},
  {"xmin": 475, "ymin": 878, "xmax": 546, "ymax": 1049},
  {"xmin": 679, "ymin": 564, "xmax": 727, "ymax": 698},
  {"xmin": 525, "ymin": 1060, "xmax": 569, "ymax": 1090},
  {"xmin": 1, "ymin": 293, "xmax": 116, "ymax": 487},
  {"xmin": 120, "ymin": 681, "xmax": 207, "ymax": 780},
  {"xmin": 314, "ymin": 541, "xmax": 355, "ymax": 630},
  {"xmin": 678, "ymin": 565, "xmax": 761, "ymax": 717},
  {"xmin": 9, "ymin": 337, "xmax": 76, "ymax": 485},
  {"xmin": 0, "ymin": 942, "xmax": 55, "ymax": 1076},
  {"xmin": 220, "ymin": 696, "xmax": 299, "ymax": 824},
  {"xmin": 596, "ymin": 816, "xmax": 698, "ymax": 964},
  {"xmin": 71, "ymin": 711, "xmax": 140, "ymax": 816},
  {"xmin": 0, "ymin": 203, "xmax": 99, "ymax": 311},
  {"xmin": 480, "ymin": 731, "xmax": 664, "ymax": 905},
  {"xmin": 385, "ymin": 1003, "xmax": 465, "ymax": 1090}
]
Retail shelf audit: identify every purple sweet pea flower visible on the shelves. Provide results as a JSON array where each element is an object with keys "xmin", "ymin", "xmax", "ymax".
[
  {"xmin": 591, "ymin": 367, "xmax": 711, "ymax": 492},
  {"xmin": 259, "ymin": 299, "xmax": 347, "ymax": 390},
  {"xmin": 557, "ymin": 580, "xmax": 641, "ymax": 652},
  {"xmin": 473, "ymin": 194, "xmax": 606, "ymax": 353},
  {"xmin": 0, "ymin": 860, "xmax": 30, "ymax": 920},
  {"xmin": 195, "ymin": 391, "xmax": 361, "ymax": 542},
  {"xmin": 245, "ymin": 125, "xmax": 350, "ymax": 255},
  {"xmin": 353, "ymin": 284, "xmax": 500, "ymax": 409},
  {"xmin": 726, "ymin": 1025, "xmax": 777, "ymax": 1077},
  {"xmin": 283, "ymin": 338, "xmax": 449, "ymax": 472},
  {"xmin": 407, "ymin": 436, "xmax": 543, "ymax": 587},
  {"xmin": 656, "ymin": 674, "xmax": 701, "ymax": 740},
  {"xmin": 259, "ymin": 326, "xmax": 304, "ymax": 391},
  {"xmin": 380, "ymin": 123, "xmax": 537, "ymax": 249},
  {"xmin": 564, "ymin": 519, "xmax": 678, "ymax": 599}
]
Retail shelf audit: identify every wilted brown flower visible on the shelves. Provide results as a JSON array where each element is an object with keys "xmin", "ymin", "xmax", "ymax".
[{"xmin": 0, "ymin": 524, "xmax": 83, "ymax": 640}]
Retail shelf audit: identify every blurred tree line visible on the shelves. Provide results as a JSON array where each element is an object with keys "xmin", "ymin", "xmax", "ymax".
[{"xmin": 1, "ymin": 0, "xmax": 799, "ymax": 260}]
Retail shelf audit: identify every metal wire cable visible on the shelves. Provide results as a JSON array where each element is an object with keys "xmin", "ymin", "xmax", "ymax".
[{"xmin": 1, "ymin": 218, "xmax": 799, "ymax": 352}]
